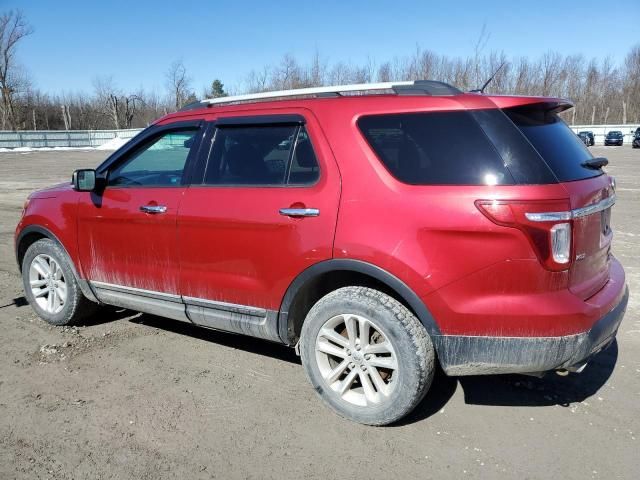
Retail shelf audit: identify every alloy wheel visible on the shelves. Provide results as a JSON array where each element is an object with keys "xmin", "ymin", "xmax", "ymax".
[
  {"xmin": 29, "ymin": 254, "xmax": 67, "ymax": 314},
  {"xmin": 315, "ymin": 313, "xmax": 398, "ymax": 407}
]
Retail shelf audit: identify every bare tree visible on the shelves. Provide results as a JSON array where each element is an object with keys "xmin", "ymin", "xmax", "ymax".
[
  {"xmin": 0, "ymin": 10, "xmax": 33, "ymax": 130},
  {"xmin": 246, "ymin": 66, "xmax": 270, "ymax": 93},
  {"xmin": 93, "ymin": 76, "xmax": 142, "ymax": 129},
  {"xmin": 622, "ymin": 45, "xmax": 640, "ymax": 122},
  {"xmin": 472, "ymin": 23, "xmax": 491, "ymax": 88},
  {"xmin": 377, "ymin": 62, "xmax": 392, "ymax": 82},
  {"xmin": 165, "ymin": 59, "xmax": 192, "ymax": 110},
  {"xmin": 306, "ymin": 50, "xmax": 327, "ymax": 87}
]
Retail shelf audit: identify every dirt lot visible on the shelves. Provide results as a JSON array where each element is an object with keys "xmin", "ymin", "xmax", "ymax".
[{"xmin": 0, "ymin": 147, "xmax": 639, "ymax": 479}]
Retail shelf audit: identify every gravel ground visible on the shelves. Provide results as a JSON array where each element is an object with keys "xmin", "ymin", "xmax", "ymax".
[{"xmin": 0, "ymin": 147, "xmax": 638, "ymax": 479}]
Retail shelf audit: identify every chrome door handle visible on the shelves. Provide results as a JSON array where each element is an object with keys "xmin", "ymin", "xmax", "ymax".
[
  {"xmin": 140, "ymin": 205, "xmax": 167, "ymax": 214},
  {"xmin": 279, "ymin": 208, "xmax": 320, "ymax": 217}
]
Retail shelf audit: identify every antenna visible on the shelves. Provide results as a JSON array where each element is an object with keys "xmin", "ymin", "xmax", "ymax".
[{"xmin": 470, "ymin": 62, "xmax": 507, "ymax": 94}]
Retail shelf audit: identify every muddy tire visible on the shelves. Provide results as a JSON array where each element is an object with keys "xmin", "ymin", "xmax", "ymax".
[
  {"xmin": 299, "ymin": 286, "xmax": 435, "ymax": 426},
  {"xmin": 22, "ymin": 239, "xmax": 97, "ymax": 326}
]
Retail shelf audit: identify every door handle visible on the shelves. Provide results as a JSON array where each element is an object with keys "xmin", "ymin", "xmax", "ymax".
[
  {"xmin": 140, "ymin": 205, "xmax": 167, "ymax": 214},
  {"xmin": 279, "ymin": 208, "xmax": 320, "ymax": 217}
]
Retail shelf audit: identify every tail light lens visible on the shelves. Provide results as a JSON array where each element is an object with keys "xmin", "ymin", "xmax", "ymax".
[
  {"xmin": 475, "ymin": 199, "xmax": 573, "ymax": 271},
  {"xmin": 550, "ymin": 223, "xmax": 571, "ymax": 264}
]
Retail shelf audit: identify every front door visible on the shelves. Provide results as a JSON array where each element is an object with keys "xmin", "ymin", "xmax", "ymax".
[{"xmin": 77, "ymin": 125, "xmax": 202, "ymax": 298}]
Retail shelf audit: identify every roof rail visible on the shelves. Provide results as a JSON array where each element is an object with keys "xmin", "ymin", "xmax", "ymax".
[{"xmin": 194, "ymin": 80, "xmax": 461, "ymax": 108}]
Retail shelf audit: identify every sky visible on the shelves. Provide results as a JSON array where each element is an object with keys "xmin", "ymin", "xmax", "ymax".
[{"xmin": 4, "ymin": 0, "xmax": 638, "ymax": 96}]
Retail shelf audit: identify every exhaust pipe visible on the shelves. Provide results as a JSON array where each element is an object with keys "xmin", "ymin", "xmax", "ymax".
[{"xmin": 556, "ymin": 361, "xmax": 588, "ymax": 376}]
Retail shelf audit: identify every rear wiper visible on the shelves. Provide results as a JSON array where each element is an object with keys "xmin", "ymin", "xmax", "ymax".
[{"xmin": 581, "ymin": 157, "xmax": 608, "ymax": 170}]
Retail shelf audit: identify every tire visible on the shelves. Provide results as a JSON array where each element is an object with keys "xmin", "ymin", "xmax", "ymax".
[
  {"xmin": 299, "ymin": 286, "xmax": 435, "ymax": 425},
  {"xmin": 22, "ymin": 238, "xmax": 97, "ymax": 326}
]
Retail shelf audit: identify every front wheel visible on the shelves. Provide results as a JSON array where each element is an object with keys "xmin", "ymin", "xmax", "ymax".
[
  {"xmin": 299, "ymin": 287, "xmax": 435, "ymax": 425},
  {"xmin": 22, "ymin": 239, "xmax": 97, "ymax": 326}
]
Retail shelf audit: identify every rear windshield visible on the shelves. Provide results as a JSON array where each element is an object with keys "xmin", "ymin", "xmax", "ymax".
[{"xmin": 503, "ymin": 106, "xmax": 600, "ymax": 182}]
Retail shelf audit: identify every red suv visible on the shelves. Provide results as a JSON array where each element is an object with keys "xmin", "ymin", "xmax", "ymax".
[{"xmin": 15, "ymin": 81, "xmax": 628, "ymax": 425}]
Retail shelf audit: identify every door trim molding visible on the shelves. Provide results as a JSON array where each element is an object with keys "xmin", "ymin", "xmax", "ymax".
[
  {"xmin": 89, "ymin": 280, "xmax": 281, "ymax": 342},
  {"xmin": 182, "ymin": 295, "xmax": 267, "ymax": 317},
  {"xmin": 91, "ymin": 281, "xmax": 182, "ymax": 303}
]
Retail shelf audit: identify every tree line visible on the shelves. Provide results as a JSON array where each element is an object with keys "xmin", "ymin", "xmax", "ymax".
[
  {"xmin": 246, "ymin": 46, "xmax": 640, "ymax": 126},
  {"xmin": 1, "ymin": 10, "xmax": 639, "ymax": 131}
]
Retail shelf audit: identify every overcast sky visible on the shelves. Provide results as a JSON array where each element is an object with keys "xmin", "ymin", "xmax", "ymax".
[{"xmin": 6, "ymin": 0, "xmax": 639, "ymax": 95}]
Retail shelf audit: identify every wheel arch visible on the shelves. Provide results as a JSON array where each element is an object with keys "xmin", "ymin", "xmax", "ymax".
[
  {"xmin": 16, "ymin": 225, "xmax": 99, "ymax": 303},
  {"xmin": 278, "ymin": 259, "xmax": 441, "ymax": 345}
]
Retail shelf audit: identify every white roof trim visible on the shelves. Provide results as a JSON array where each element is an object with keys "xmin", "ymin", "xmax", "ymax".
[{"xmin": 202, "ymin": 81, "xmax": 416, "ymax": 105}]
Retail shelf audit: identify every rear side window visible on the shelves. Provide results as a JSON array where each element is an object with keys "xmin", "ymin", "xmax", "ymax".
[
  {"xmin": 204, "ymin": 125, "xmax": 319, "ymax": 186},
  {"xmin": 470, "ymin": 109, "xmax": 557, "ymax": 185},
  {"xmin": 358, "ymin": 111, "xmax": 516, "ymax": 185},
  {"xmin": 504, "ymin": 106, "xmax": 600, "ymax": 182}
]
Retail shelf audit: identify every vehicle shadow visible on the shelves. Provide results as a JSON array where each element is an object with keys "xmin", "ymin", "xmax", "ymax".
[
  {"xmin": 76, "ymin": 306, "xmax": 139, "ymax": 327},
  {"xmin": 395, "ymin": 365, "xmax": 459, "ymax": 426},
  {"xmin": 130, "ymin": 314, "xmax": 300, "ymax": 365},
  {"xmin": 399, "ymin": 341, "xmax": 618, "ymax": 425},
  {"xmin": 457, "ymin": 341, "xmax": 618, "ymax": 408},
  {"xmin": 0, "ymin": 296, "xmax": 29, "ymax": 309}
]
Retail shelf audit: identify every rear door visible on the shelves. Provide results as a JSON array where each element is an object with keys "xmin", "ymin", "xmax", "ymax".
[
  {"xmin": 176, "ymin": 113, "xmax": 340, "ymax": 340},
  {"xmin": 504, "ymin": 106, "xmax": 614, "ymax": 299}
]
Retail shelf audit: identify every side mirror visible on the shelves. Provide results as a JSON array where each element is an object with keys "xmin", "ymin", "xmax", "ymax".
[{"xmin": 72, "ymin": 169, "xmax": 96, "ymax": 192}]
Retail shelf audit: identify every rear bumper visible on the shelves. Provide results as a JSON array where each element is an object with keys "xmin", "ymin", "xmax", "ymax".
[{"xmin": 434, "ymin": 285, "xmax": 628, "ymax": 376}]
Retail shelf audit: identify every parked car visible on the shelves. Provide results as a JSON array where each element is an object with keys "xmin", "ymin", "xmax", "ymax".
[
  {"xmin": 578, "ymin": 130, "xmax": 595, "ymax": 146},
  {"xmin": 15, "ymin": 80, "xmax": 628, "ymax": 425},
  {"xmin": 604, "ymin": 130, "xmax": 624, "ymax": 146},
  {"xmin": 633, "ymin": 130, "xmax": 640, "ymax": 149}
]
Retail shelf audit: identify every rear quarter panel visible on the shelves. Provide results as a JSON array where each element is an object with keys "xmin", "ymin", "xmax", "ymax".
[
  {"xmin": 313, "ymin": 99, "xmax": 587, "ymax": 336},
  {"xmin": 315, "ymin": 101, "xmax": 569, "ymax": 293}
]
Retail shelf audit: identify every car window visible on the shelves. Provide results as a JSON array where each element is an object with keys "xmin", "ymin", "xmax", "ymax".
[
  {"xmin": 503, "ymin": 106, "xmax": 600, "ymax": 182},
  {"xmin": 287, "ymin": 127, "xmax": 320, "ymax": 185},
  {"xmin": 108, "ymin": 129, "xmax": 198, "ymax": 187},
  {"xmin": 358, "ymin": 111, "xmax": 517, "ymax": 185},
  {"xmin": 204, "ymin": 124, "xmax": 319, "ymax": 186}
]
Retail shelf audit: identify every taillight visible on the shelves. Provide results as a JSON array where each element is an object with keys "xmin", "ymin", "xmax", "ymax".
[
  {"xmin": 549, "ymin": 223, "xmax": 571, "ymax": 264},
  {"xmin": 475, "ymin": 199, "xmax": 573, "ymax": 271}
]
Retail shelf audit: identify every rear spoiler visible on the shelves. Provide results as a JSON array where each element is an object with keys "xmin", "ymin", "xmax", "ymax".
[{"xmin": 486, "ymin": 95, "xmax": 574, "ymax": 113}]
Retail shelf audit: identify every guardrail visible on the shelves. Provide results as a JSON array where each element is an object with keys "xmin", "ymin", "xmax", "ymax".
[
  {"xmin": 0, "ymin": 129, "xmax": 144, "ymax": 149},
  {"xmin": 1, "ymin": 123, "xmax": 638, "ymax": 149}
]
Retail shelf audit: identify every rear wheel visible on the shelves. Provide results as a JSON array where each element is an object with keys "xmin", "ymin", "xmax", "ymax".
[
  {"xmin": 299, "ymin": 286, "xmax": 435, "ymax": 425},
  {"xmin": 22, "ymin": 239, "xmax": 97, "ymax": 326}
]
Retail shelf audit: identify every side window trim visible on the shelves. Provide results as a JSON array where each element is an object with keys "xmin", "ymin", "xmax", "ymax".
[
  {"xmin": 96, "ymin": 121, "xmax": 204, "ymax": 188},
  {"xmin": 284, "ymin": 125, "xmax": 301, "ymax": 184},
  {"xmin": 213, "ymin": 114, "xmax": 305, "ymax": 127},
  {"xmin": 286, "ymin": 126, "xmax": 320, "ymax": 186}
]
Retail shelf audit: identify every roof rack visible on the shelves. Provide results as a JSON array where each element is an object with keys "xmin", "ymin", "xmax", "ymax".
[{"xmin": 187, "ymin": 80, "xmax": 461, "ymax": 109}]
